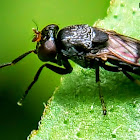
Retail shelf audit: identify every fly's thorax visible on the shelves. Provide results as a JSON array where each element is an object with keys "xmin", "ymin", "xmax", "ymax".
[
  {"xmin": 57, "ymin": 25, "xmax": 109, "ymax": 55},
  {"xmin": 56, "ymin": 24, "xmax": 109, "ymax": 67}
]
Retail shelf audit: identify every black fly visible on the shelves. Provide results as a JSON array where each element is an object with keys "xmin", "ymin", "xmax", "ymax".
[{"xmin": 0, "ymin": 24, "xmax": 140, "ymax": 115}]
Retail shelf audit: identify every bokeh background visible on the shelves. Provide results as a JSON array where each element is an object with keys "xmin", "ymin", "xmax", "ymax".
[{"xmin": 0, "ymin": 0, "xmax": 110, "ymax": 139}]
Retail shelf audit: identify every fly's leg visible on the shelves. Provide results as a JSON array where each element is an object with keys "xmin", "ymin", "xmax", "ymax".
[
  {"xmin": 122, "ymin": 70, "xmax": 140, "ymax": 86},
  {"xmin": 17, "ymin": 64, "xmax": 45, "ymax": 106},
  {"xmin": 0, "ymin": 50, "xmax": 36, "ymax": 68},
  {"xmin": 17, "ymin": 59, "xmax": 73, "ymax": 106},
  {"xmin": 101, "ymin": 63, "xmax": 122, "ymax": 72},
  {"xmin": 96, "ymin": 65, "xmax": 107, "ymax": 115}
]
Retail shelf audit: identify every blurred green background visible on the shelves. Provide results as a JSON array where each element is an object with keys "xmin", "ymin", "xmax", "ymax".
[{"xmin": 0, "ymin": 0, "xmax": 110, "ymax": 139}]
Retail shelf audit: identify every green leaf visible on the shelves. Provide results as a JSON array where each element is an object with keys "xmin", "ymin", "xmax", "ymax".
[
  {"xmin": 29, "ymin": 0, "xmax": 140, "ymax": 139},
  {"xmin": 94, "ymin": 0, "xmax": 140, "ymax": 39}
]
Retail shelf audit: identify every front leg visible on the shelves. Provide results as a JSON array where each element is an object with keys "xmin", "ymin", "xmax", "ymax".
[
  {"xmin": 47, "ymin": 58, "xmax": 73, "ymax": 74},
  {"xmin": 17, "ymin": 58, "xmax": 73, "ymax": 105},
  {"xmin": 0, "ymin": 50, "xmax": 36, "ymax": 68}
]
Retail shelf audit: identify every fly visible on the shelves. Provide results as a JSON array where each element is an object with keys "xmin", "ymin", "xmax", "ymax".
[{"xmin": 0, "ymin": 24, "xmax": 140, "ymax": 115}]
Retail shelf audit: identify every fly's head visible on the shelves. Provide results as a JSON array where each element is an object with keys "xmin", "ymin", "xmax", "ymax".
[
  {"xmin": 32, "ymin": 24, "xmax": 59, "ymax": 62},
  {"xmin": 41, "ymin": 24, "xmax": 59, "ymax": 39}
]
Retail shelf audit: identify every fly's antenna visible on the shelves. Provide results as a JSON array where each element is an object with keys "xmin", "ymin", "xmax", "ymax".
[
  {"xmin": 32, "ymin": 19, "xmax": 39, "ymax": 31},
  {"xmin": 32, "ymin": 20, "xmax": 41, "ymax": 42}
]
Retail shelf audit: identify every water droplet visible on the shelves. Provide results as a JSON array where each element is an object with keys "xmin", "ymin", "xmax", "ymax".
[
  {"xmin": 114, "ymin": 14, "xmax": 118, "ymax": 19},
  {"xmin": 17, "ymin": 101, "xmax": 22, "ymax": 106},
  {"xmin": 120, "ymin": 1, "xmax": 125, "ymax": 7}
]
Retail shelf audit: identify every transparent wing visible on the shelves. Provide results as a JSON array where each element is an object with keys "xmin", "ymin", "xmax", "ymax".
[{"xmin": 106, "ymin": 31, "xmax": 140, "ymax": 66}]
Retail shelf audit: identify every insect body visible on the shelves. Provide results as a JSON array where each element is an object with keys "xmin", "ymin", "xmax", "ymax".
[{"xmin": 0, "ymin": 24, "xmax": 140, "ymax": 115}]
